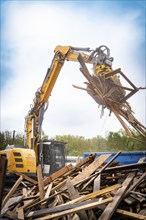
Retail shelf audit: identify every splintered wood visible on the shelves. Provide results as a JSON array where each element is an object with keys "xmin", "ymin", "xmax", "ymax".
[{"xmin": 1, "ymin": 153, "xmax": 146, "ymax": 220}]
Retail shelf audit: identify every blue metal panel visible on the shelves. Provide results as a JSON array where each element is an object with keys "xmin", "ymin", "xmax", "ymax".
[{"xmin": 83, "ymin": 151, "xmax": 146, "ymax": 165}]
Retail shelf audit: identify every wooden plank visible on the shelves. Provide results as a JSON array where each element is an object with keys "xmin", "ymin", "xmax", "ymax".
[
  {"xmin": 51, "ymin": 193, "xmax": 60, "ymax": 208},
  {"xmin": 129, "ymin": 193, "xmax": 145, "ymax": 203},
  {"xmin": 18, "ymin": 208, "xmax": 25, "ymax": 220},
  {"xmin": 64, "ymin": 154, "xmax": 96, "ymax": 177},
  {"xmin": 25, "ymin": 198, "xmax": 110, "ymax": 218},
  {"xmin": 124, "ymin": 195, "xmax": 137, "ymax": 205},
  {"xmin": 0, "ymin": 155, "xmax": 8, "ymax": 213},
  {"xmin": 1, "ymin": 195, "xmax": 24, "ymax": 217},
  {"xmin": 34, "ymin": 198, "xmax": 112, "ymax": 220},
  {"xmin": 130, "ymin": 191, "xmax": 146, "ymax": 198},
  {"xmin": 67, "ymin": 183, "xmax": 121, "ymax": 205},
  {"xmin": 66, "ymin": 177, "xmax": 80, "ymax": 199},
  {"xmin": 104, "ymin": 162, "xmax": 146, "ymax": 173},
  {"xmin": 44, "ymin": 182, "xmax": 53, "ymax": 199},
  {"xmin": 51, "ymin": 179, "xmax": 66, "ymax": 192},
  {"xmin": 74, "ymin": 153, "xmax": 96, "ymax": 169},
  {"xmin": 66, "ymin": 177, "xmax": 89, "ymax": 220},
  {"xmin": 81, "ymin": 152, "xmax": 121, "ymax": 191},
  {"xmin": 2, "ymin": 175, "xmax": 23, "ymax": 207},
  {"xmin": 22, "ymin": 188, "xmax": 28, "ymax": 206},
  {"xmin": 71, "ymin": 154, "xmax": 111, "ymax": 186},
  {"xmin": 93, "ymin": 174, "xmax": 101, "ymax": 191},
  {"xmin": 22, "ymin": 197, "xmax": 40, "ymax": 211},
  {"xmin": 81, "ymin": 175, "xmax": 96, "ymax": 191},
  {"xmin": 37, "ymin": 165, "xmax": 45, "ymax": 200},
  {"xmin": 100, "ymin": 151, "xmax": 121, "ymax": 173},
  {"xmin": 18, "ymin": 188, "xmax": 35, "ymax": 210},
  {"xmin": 124, "ymin": 171, "xmax": 146, "ymax": 198},
  {"xmin": 12, "ymin": 170, "xmax": 37, "ymax": 185},
  {"xmin": 43, "ymin": 164, "xmax": 73, "ymax": 186},
  {"xmin": 3, "ymin": 210, "xmax": 18, "ymax": 220},
  {"xmin": 116, "ymin": 208, "xmax": 146, "ymax": 220},
  {"xmin": 48, "ymin": 164, "xmax": 73, "ymax": 181},
  {"xmin": 98, "ymin": 172, "xmax": 135, "ymax": 220},
  {"xmin": 37, "ymin": 165, "xmax": 46, "ymax": 209},
  {"xmin": 25, "ymin": 184, "xmax": 120, "ymax": 218}
]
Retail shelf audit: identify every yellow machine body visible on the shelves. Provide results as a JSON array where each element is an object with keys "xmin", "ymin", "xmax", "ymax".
[{"xmin": 0, "ymin": 146, "xmax": 36, "ymax": 175}]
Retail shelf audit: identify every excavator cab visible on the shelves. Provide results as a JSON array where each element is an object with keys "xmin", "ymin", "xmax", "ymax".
[
  {"xmin": 0, "ymin": 140, "xmax": 66, "ymax": 178},
  {"xmin": 41, "ymin": 140, "xmax": 66, "ymax": 175}
]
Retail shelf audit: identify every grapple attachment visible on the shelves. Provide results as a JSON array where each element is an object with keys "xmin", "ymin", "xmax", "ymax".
[{"xmin": 76, "ymin": 54, "xmax": 146, "ymax": 140}]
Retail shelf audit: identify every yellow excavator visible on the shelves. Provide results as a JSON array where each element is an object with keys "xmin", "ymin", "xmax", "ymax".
[{"xmin": 1, "ymin": 45, "xmax": 145, "ymax": 176}]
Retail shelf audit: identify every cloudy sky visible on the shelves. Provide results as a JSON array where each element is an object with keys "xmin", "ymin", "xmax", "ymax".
[{"xmin": 1, "ymin": 0, "xmax": 146, "ymax": 139}]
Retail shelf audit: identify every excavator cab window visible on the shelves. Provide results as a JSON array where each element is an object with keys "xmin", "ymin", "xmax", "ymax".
[{"xmin": 42, "ymin": 140, "xmax": 66, "ymax": 175}]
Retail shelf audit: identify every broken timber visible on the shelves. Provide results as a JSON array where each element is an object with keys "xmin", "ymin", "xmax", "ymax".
[
  {"xmin": 77, "ymin": 54, "xmax": 146, "ymax": 139},
  {"xmin": 1, "ymin": 153, "xmax": 146, "ymax": 220}
]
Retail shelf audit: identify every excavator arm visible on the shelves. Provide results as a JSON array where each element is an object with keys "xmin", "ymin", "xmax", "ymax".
[
  {"xmin": 25, "ymin": 45, "xmax": 146, "ymax": 163},
  {"xmin": 25, "ymin": 46, "xmax": 95, "ymax": 163}
]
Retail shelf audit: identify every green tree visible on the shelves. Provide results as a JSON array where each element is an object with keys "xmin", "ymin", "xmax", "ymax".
[
  {"xmin": 0, "ymin": 131, "xmax": 24, "ymax": 150},
  {"xmin": 106, "ymin": 129, "xmax": 146, "ymax": 151},
  {"xmin": 1, "ymin": 129, "xmax": 145, "ymax": 153}
]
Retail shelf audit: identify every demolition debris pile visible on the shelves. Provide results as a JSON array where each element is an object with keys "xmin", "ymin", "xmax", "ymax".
[{"xmin": 1, "ymin": 153, "xmax": 146, "ymax": 219}]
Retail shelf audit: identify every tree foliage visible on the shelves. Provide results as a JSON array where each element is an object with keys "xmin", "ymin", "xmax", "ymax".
[
  {"xmin": 55, "ymin": 131, "xmax": 146, "ymax": 155},
  {"xmin": 0, "ymin": 131, "xmax": 24, "ymax": 150},
  {"xmin": 0, "ymin": 130, "xmax": 145, "ymax": 154}
]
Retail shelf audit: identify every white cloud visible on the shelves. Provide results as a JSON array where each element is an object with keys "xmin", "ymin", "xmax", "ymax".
[{"xmin": 1, "ymin": 1, "xmax": 145, "ymax": 138}]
